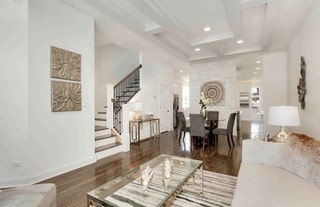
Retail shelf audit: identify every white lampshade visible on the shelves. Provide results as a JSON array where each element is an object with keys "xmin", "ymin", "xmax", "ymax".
[
  {"xmin": 131, "ymin": 102, "xmax": 143, "ymax": 112},
  {"xmin": 268, "ymin": 106, "xmax": 300, "ymax": 126}
]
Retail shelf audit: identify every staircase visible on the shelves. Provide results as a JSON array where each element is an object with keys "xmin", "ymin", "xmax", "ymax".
[
  {"xmin": 94, "ymin": 112, "xmax": 122, "ymax": 160},
  {"xmin": 113, "ymin": 64, "xmax": 142, "ymax": 134},
  {"xmin": 94, "ymin": 64, "xmax": 142, "ymax": 160}
]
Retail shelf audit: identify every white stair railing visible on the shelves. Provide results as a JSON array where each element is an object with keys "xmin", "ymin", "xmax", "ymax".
[
  {"xmin": 106, "ymin": 84, "xmax": 114, "ymax": 135},
  {"xmin": 121, "ymin": 104, "xmax": 130, "ymax": 152}
]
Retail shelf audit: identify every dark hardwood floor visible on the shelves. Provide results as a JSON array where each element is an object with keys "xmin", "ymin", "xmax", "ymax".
[{"xmin": 41, "ymin": 121, "xmax": 262, "ymax": 207}]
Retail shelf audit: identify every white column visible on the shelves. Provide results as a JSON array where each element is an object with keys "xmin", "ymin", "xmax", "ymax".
[
  {"xmin": 106, "ymin": 84, "xmax": 114, "ymax": 135},
  {"xmin": 121, "ymin": 104, "xmax": 130, "ymax": 152}
]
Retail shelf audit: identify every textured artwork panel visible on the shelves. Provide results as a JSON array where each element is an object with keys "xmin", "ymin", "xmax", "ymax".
[
  {"xmin": 201, "ymin": 81, "xmax": 225, "ymax": 105},
  {"xmin": 50, "ymin": 46, "xmax": 81, "ymax": 81},
  {"xmin": 51, "ymin": 81, "xmax": 81, "ymax": 112}
]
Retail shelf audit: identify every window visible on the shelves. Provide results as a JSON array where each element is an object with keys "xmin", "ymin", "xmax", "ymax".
[{"xmin": 182, "ymin": 85, "xmax": 189, "ymax": 109}]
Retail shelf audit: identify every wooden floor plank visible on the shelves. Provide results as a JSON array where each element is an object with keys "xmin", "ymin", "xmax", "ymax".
[{"xmin": 41, "ymin": 121, "xmax": 261, "ymax": 207}]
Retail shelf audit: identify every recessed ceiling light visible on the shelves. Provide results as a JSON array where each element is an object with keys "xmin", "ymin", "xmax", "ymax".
[
  {"xmin": 237, "ymin": 40, "xmax": 244, "ymax": 44},
  {"xmin": 254, "ymin": 72, "xmax": 258, "ymax": 75},
  {"xmin": 204, "ymin": 27, "xmax": 211, "ymax": 32},
  {"xmin": 195, "ymin": 48, "xmax": 200, "ymax": 51},
  {"xmin": 256, "ymin": 67, "xmax": 260, "ymax": 70},
  {"xmin": 256, "ymin": 60, "xmax": 261, "ymax": 64},
  {"xmin": 179, "ymin": 70, "xmax": 183, "ymax": 73}
]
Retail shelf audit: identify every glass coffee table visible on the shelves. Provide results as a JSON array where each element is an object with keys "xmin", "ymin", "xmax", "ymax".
[{"xmin": 87, "ymin": 154, "xmax": 203, "ymax": 207}]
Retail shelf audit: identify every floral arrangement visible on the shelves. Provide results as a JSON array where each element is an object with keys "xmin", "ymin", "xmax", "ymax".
[{"xmin": 199, "ymin": 92, "xmax": 214, "ymax": 108}]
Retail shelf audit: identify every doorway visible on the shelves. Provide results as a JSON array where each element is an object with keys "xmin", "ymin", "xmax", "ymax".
[{"xmin": 160, "ymin": 85, "xmax": 170, "ymax": 133}]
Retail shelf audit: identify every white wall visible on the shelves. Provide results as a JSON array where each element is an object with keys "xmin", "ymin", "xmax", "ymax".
[
  {"xmin": 189, "ymin": 60, "xmax": 239, "ymax": 129},
  {"xmin": 288, "ymin": 1, "xmax": 320, "ymax": 139},
  {"xmin": 95, "ymin": 44, "xmax": 174, "ymax": 140},
  {"xmin": 263, "ymin": 52, "xmax": 287, "ymax": 135},
  {"xmin": 0, "ymin": 0, "xmax": 95, "ymax": 188},
  {"xmin": 95, "ymin": 44, "xmax": 139, "ymax": 112},
  {"xmin": 0, "ymin": 0, "xmax": 30, "ymax": 181},
  {"xmin": 130, "ymin": 55, "xmax": 174, "ymax": 139}
]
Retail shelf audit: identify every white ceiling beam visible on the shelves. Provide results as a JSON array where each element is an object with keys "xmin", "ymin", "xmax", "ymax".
[
  {"xmin": 222, "ymin": 0, "xmax": 243, "ymax": 38},
  {"xmin": 261, "ymin": 0, "xmax": 282, "ymax": 51},
  {"xmin": 218, "ymin": 46, "xmax": 225, "ymax": 56},
  {"xmin": 191, "ymin": 32, "xmax": 234, "ymax": 46},
  {"xmin": 240, "ymin": 0, "xmax": 268, "ymax": 10},
  {"xmin": 189, "ymin": 49, "xmax": 262, "ymax": 65},
  {"xmin": 224, "ymin": 46, "xmax": 261, "ymax": 56},
  {"xmin": 132, "ymin": 0, "xmax": 192, "ymax": 43},
  {"xmin": 145, "ymin": 25, "xmax": 166, "ymax": 35}
]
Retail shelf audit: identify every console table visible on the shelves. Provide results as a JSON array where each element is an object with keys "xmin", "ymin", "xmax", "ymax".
[{"xmin": 129, "ymin": 118, "xmax": 160, "ymax": 143}]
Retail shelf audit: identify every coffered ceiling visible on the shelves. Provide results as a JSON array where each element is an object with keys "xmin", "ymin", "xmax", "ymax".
[{"xmin": 63, "ymin": 0, "xmax": 315, "ymax": 78}]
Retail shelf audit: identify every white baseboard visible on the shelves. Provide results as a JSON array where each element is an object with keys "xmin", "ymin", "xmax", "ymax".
[{"xmin": 0, "ymin": 156, "xmax": 96, "ymax": 188}]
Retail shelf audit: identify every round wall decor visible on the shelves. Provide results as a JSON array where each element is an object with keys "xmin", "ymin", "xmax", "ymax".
[{"xmin": 201, "ymin": 81, "xmax": 225, "ymax": 105}]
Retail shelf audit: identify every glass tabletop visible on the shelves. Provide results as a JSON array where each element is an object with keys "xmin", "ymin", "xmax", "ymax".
[{"xmin": 87, "ymin": 154, "xmax": 203, "ymax": 207}]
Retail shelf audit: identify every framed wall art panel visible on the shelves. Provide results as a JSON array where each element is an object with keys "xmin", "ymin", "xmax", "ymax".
[
  {"xmin": 51, "ymin": 80, "xmax": 82, "ymax": 112},
  {"xmin": 50, "ymin": 46, "xmax": 81, "ymax": 81}
]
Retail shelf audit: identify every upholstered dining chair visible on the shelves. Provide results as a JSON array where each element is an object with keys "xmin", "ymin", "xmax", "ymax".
[
  {"xmin": 212, "ymin": 113, "xmax": 237, "ymax": 148},
  {"xmin": 205, "ymin": 111, "xmax": 219, "ymax": 132},
  {"xmin": 189, "ymin": 114, "xmax": 209, "ymax": 150},
  {"xmin": 177, "ymin": 112, "xmax": 189, "ymax": 142}
]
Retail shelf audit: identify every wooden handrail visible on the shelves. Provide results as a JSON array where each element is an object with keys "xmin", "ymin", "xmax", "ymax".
[{"xmin": 114, "ymin": 64, "xmax": 142, "ymax": 89}]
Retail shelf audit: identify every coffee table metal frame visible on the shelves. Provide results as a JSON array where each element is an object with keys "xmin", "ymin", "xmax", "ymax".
[{"xmin": 87, "ymin": 154, "xmax": 203, "ymax": 207}]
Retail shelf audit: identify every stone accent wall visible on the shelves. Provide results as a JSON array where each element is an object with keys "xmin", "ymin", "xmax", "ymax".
[{"xmin": 190, "ymin": 60, "xmax": 239, "ymax": 128}]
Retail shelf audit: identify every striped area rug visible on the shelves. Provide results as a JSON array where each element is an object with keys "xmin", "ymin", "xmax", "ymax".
[
  {"xmin": 104, "ymin": 169, "xmax": 237, "ymax": 207},
  {"xmin": 171, "ymin": 171, "xmax": 237, "ymax": 207}
]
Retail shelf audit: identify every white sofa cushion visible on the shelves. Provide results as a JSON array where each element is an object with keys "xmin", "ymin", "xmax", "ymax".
[
  {"xmin": 231, "ymin": 163, "xmax": 320, "ymax": 207},
  {"xmin": 0, "ymin": 184, "xmax": 56, "ymax": 207},
  {"xmin": 278, "ymin": 133, "xmax": 320, "ymax": 188}
]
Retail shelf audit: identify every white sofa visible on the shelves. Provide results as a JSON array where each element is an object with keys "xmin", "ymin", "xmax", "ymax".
[
  {"xmin": 0, "ymin": 184, "xmax": 56, "ymax": 207},
  {"xmin": 232, "ymin": 133, "xmax": 320, "ymax": 207}
]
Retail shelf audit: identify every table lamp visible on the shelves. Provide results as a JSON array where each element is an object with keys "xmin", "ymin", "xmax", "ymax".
[
  {"xmin": 268, "ymin": 106, "xmax": 300, "ymax": 142},
  {"xmin": 131, "ymin": 102, "xmax": 143, "ymax": 120}
]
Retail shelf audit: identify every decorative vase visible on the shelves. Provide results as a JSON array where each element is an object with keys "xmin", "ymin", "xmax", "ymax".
[
  {"xmin": 200, "ymin": 105, "xmax": 207, "ymax": 119},
  {"xmin": 141, "ymin": 165, "xmax": 153, "ymax": 191},
  {"xmin": 162, "ymin": 157, "xmax": 174, "ymax": 188}
]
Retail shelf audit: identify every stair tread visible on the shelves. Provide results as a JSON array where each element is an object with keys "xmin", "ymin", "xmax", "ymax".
[
  {"xmin": 98, "ymin": 112, "xmax": 106, "ymax": 114},
  {"xmin": 113, "ymin": 100, "xmax": 127, "ymax": 103},
  {"xmin": 116, "ymin": 95, "xmax": 132, "ymax": 98},
  {"xmin": 95, "ymin": 118, "xmax": 106, "ymax": 121},
  {"xmin": 122, "ymin": 90, "xmax": 137, "ymax": 93},
  {"xmin": 95, "ymin": 134, "xmax": 115, "ymax": 141},
  {"xmin": 95, "ymin": 126, "xmax": 108, "ymax": 131},
  {"xmin": 95, "ymin": 143, "xmax": 122, "ymax": 153},
  {"xmin": 126, "ymin": 86, "xmax": 139, "ymax": 88}
]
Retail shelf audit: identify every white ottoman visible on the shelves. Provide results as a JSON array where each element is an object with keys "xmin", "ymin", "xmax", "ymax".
[{"xmin": 0, "ymin": 184, "xmax": 56, "ymax": 207}]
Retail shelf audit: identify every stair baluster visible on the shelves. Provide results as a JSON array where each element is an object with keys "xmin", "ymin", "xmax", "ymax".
[{"xmin": 113, "ymin": 64, "xmax": 142, "ymax": 134}]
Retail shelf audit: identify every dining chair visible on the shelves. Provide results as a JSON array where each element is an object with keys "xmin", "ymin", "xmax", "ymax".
[
  {"xmin": 236, "ymin": 111, "xmax": 240, "ymax": 141},
  {"xmin": 177, "ymin": 112, "xmax": 189, "ymax": 142},
  {"xmin": 212, "ymin": 113, "xmax": 237, "ymax": 148},
  {"xmin": 189, "ymin": 114, "xmax": 209, "ymax": 150},
  {"xmin": 205, "ymin": 110, "xmax": 219, "ymax": 131}
]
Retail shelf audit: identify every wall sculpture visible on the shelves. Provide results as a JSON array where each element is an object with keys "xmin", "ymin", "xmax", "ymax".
[
  {"xmin": 50, "ymin": 46, "xmax": 81, "ymax": 81},
  {"xmin": 201, "ymin": 81, "xmax": 225, "ymax": 105},
  {"xmin": 51, "ymin": 81, "xmax": 81, "ymax": 112},
  {"xmin": 297, "ymin": 56, "xmax": 306, "ymax": 109}
]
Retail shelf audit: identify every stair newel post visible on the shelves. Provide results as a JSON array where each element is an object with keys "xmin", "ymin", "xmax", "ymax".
[
  {"xmin": 121, "ymin": 104, "xmax": 130, "ymax": 152},
  {"xmin": 106, "ymin": 84, "xmax": 114, "ymax": 135}
]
